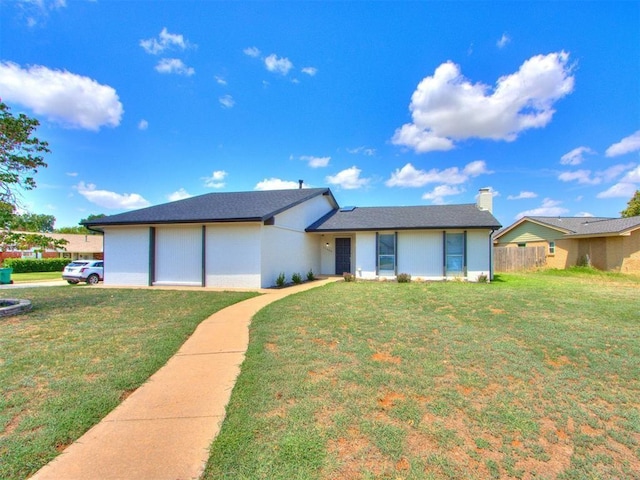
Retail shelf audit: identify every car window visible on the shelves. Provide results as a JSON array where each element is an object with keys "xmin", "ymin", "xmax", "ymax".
[
  {"xmin": 69, "ymin": 261, "xmax": 88, "ymax": 267},
  {"xmin": 95, "ymin": 262, "xmax": 104, "ymax": 267}
]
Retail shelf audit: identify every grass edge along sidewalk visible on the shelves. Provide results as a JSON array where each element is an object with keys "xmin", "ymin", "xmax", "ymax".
[
  {"xmin": 0, "ymin": 287, "xmax": 258, "ymax": 480},
  {"xmin": 205, "ymin": 271, "xmax": 640, "ymax": 480}
]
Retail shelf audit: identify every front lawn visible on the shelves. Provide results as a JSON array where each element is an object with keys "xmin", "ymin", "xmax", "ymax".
[
  {"xmin": 206, "ymin": 271, "xmax": 640, "ymax": 479},
  {"xmin": 0, "ymin": 287, "xmax": 258, "ymax": 480}
]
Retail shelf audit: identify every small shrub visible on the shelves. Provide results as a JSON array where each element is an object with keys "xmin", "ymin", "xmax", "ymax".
[
  {"xmin": 306, "ymin": 269, "xmax": 315, "ymax": 281},
  {"xmin": 477, "ymin": 273, "xmax": 488, "ymax": 283},
  {"xmin": 291, "ymin": 272, "xmax": 302, "ymax": 285},
  {"xmin": 397, "ymin": 273, "xmax": 411, "ymax": 283},
  {"xmin": 276, "ymin": 272, "xmax": 286, "ymax": 287},
  {"xmin": 343, "ymin": 272, "xmax": 355, "ymax": 282}
]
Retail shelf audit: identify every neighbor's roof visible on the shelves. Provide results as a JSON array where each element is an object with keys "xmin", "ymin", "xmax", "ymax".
[
  {"xmin": 47, "ymin": 233, "xmax": 103, "ymax": 253},
  {"xmin": 83, "ymin": 188, "xmax": 337, "ymax": 227},
  {"xmin": 306, "ymin": 204, "xmax": 501, "ymax": 232},
  {"xmin": 494, "ymin": 215, "xmax": 640, "ymax": 240}
]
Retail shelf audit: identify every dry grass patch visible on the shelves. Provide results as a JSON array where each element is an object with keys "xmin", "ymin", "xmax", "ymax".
[{"xmin": 205, "ymin": 271, "xmax": 640, "ymax": 479}]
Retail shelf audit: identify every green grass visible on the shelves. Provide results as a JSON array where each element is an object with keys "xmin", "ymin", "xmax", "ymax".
[
  {"xmin": 205, "ymin": 271, "xmax": 640, "ymax": 479},
  {"xmin": 0, "ymin": 287, "xmax": 258, "ymax": 480},
  {"xmin": 8, "ymin": 271, "xmax": 62, "ymax": 283}
]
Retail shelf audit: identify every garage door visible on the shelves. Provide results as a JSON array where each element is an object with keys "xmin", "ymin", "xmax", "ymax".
[{"xmin": 155, "ymin": 226, "xmax": 203, "ymax": 286}]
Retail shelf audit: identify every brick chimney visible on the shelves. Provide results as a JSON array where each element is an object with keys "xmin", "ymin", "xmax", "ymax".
[{"xmin": 477, "ymin": 187, "xmax": 493, "ymax": 213}]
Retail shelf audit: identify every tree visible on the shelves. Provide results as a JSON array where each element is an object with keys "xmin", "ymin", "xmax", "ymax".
[
  {"xmin": 0, "ymin": 101, "xmax": 50, "ymax": 209},
  {"xmin": 8, "ymin": 212, "xmax": 56, "ymax": 232},
  {"xmin": 55, "ymin": 214, "xmax": 106, "ymax": 235},
  {"xmin": 0, "ymin": 101, "xmax": 66, "ymax": 255},
  {"xmin": 621, "ymin": 190, "xmax": 640, "ymax": 218}
]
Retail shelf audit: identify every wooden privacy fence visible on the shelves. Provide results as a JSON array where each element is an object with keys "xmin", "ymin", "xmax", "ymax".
[{"xmin": 494, "ymin": 246, "xmax": 547, "ymax": 272}]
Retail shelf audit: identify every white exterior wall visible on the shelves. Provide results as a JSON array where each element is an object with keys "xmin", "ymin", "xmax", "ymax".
[
  {"xmin": 154, "ymin": 226, "xmax": 203, "ymax": 286},
  {"xmin": 260, "ymin": 194, "xmax": 333, "ymax": 287},
  {"xmin": 206, "ymin": 223, "xmax": 262, "ymax": 288},
  {"xmin": 466, "ymin": 229, "xmax": 492, "ymax": 281},
  {"xmin": 103, "ymin": 227, "xmax": 150, "ymax": 286},
  {"xmin": 397, "ymin": 231, "xmax": 444, "ymax": 279}
]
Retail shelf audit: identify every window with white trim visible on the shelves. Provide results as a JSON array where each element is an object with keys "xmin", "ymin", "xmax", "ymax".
[
  {"xmin": 548, "ymin": 241, "xmax": 556, "ymax": 255},
  {"xmin": 377, "ymin": 233, "xmax": 396, "ymax": 275}
]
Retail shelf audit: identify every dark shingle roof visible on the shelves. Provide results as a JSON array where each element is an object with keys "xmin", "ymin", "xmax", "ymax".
[
  {"xmin": 83, "ymin": 188, "xmax": 336, "ymax": 227},
  {"xmin": 562, "ymin": 216, "xmax": 640, "ymax": 236},
  {"xmin": 495, "ymin": 215, "xmax": 640, "ymax": 240},
  {"xmin": 306, "ymin": 204, "xmax": 501, "ymax": 232},
  {"xmin": 525, "ymin": 216, "xmax": 613, "ymax": 233}
]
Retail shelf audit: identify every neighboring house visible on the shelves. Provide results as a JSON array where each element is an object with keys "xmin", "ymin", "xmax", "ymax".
[
  {"xmin": 84, "ymin": 187, "xmax": 501, "ymax": 288},
  {"xmin": 494, "ymin": 216, "xmax": 640, "ymax": 273},
  {"xmin": 0, "ymin": 232, "xmax": 103, "ymax": 262}
]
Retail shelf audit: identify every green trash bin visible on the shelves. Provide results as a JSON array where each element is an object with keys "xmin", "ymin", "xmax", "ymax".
[{"xmin": 0, "ymin": 268, "xmax": 13, "ymax": 284}]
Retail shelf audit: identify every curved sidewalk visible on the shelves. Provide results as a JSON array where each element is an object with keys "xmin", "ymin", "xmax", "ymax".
[{"xmin": 29, "ymin": 278, "xmax": 338, "ymax": 480}]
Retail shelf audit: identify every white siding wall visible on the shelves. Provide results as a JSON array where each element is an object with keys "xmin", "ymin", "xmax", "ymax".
[
  {"xmin": 155, "ymin": 226, "xmax": 203, "ymax": 286},
  {"xmin": 260, "ymin": 194, "xmax": 333, "ymax": 287},
  {"xmin": 354, "ymin": 232, "xmax": 377, "ymax": 279},
  {"xmin": 397, "ymin": 231, "xmax": 444, "ymax": 279},
  {"xmin": 103, "ymin": 227, "xmax": 150, "ymax": 286},
  {"xmin": 206, "ymin": 223, "xmax": 262, "ymax": 288},
  {"xmin": 466, "ymin": 229, "xmax": 492, "ymax": 281}
]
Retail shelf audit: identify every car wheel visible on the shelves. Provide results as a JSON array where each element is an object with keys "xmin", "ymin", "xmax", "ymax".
[
  {"xmin": 67, "ymin": 280, "xmax": 79, "ymax": 285},
  {"xmin": 86, "ymin": 274, "xmax": 100, "ymax": 285}
]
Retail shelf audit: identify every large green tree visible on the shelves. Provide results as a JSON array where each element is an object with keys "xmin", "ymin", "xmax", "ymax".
[
  {"xmin": 56, "ymin": 214, "xmax": 106, "ymax": 235},
  {"xmin": 0, "ymin": 101, "xmax": 66, "ymax": 254},
  {"xmin": 620, "ymin": 190, "xmax": 640, "ymax": 218},
  {"xmin": 8, "ymin": 212, "xmax": 56, "ymax": 232}
]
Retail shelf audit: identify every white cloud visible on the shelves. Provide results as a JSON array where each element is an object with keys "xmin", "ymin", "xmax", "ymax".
[
  {"xmin": 576, "ymin": 212, "xmax": 595, "ymax": 217},
  {"xmin": 244, "ymin": 46, "xmax": 261, "ymax": 58},
  {"xmin": 392, "ymin": 52, "xmax": 574, "ymax": 153},
  {"xmin": 264, "ymin": 54, "xmax": 293, "ymax": 75},
  {"xmin": 155, "ymin": 58, "xmax": 195, "ymax": 76},
  {"xmin": 558, "ymin": 163, "xmax": 635, "ymax": 185},
  {"xmin": 301, "ymin": 155, "xmax": 330, "ymax": 168},
  {"xmin": 138, "ymin": 119, "xmax": 149, "ymax": 130},
  {"xmin": 215, "ymin": 75, "xmax": 227, "ymax": 85},
  {"xmin": 386, "ymin": 160, "xmax": 490, "ymax": 188},
  {"xmin": 497, "ymin": 33, "xmax": 511, "ymax": 48},
  {"xmin": 507, "ymin": 191, "xmax": 538, "ymax": 200},
  {"xmin": 140, "ymin": 27, "xmax": 190, "ymax": 55},
  {"xmin": 167, "ymin": 188, "xmax": 192, "ymax": 201},
  {"xmin": 596, "ymin": 165, "xmax": 640, "ymax": 199},
  {"xmin": 219, "ymin": 95, "xmax": 235, "ymax": 109},
  {"xmin": 347, "ymin": 146, "xmax": 376, "ymax": 156},
  {"xmin": 558, "ymin": 169, "xmax": 600, "ymax": 185},
  {"xmin": 326, "ymin": 166, "xmax": 370, "ymax": 190},
  {"xmin": 302, "ymin": 67, "xmax": 317, "ymax": 76},
  {"xmin": 422, "ymin": 185, "xmax": 464, "ymax": 204},
  {"xmin": 66, "ymin": 172, "xmax": 78, "ymax": 177},
  {"xmin": 13, "ymin": 0, "xmax": 67, "ymax": 26},
  {"xmin": 622, "ymin": 165, "xmax": 640, "ymax": 183},
  {"xmin": 605, "ymin": 130, "xmax": 640, "ymax": 157},
  {"xmin": 76, "ymin": 182, "xmax": 150, "ymax": 210},
  {"xmin": 202, "ymin": 170, "xmax": 227, "ymax": 188},
  {"xmin": 560, "ymin": 146, "xmax": 595, "ymax": 165},
  {"xmin": 515, "ymin": 198, "xmax": 569, "ymax": 219},
  {"xmin": 255, "ymin": 178, "xmax": 305, "ymax": 190},
  {"xmin": 597, "ymin": 182, "xmax": 638, "ymax": 199},
  {"xmin": 0, "ymin": 61, "xmax": 123, "ymax": 130}
]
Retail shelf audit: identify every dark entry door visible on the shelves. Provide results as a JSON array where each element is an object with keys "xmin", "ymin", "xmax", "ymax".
[{"xmin": 335, "ymin": 238, "xmax": 351, "ymax": 275}]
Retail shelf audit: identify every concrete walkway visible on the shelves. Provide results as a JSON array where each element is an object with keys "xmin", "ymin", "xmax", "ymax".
[{"xmin": 29, "ymin": 278, "xmax": 338, "ymax": 480}]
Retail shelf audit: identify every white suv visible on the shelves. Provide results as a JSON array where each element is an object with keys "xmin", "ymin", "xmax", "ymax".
[{"xmin": 62, "ymin": 260, "xmax": 104, "ymax": 285}]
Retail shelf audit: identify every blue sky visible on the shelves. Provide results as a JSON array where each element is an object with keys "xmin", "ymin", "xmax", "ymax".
[{"xmin": 1, "ymin": 1, "xmax": 639, "ymax": 229}]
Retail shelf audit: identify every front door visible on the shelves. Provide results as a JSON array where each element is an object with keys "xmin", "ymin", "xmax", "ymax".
[{"xmin": 335, "ymin": 238, "xmax": 351, "ymax": 274}]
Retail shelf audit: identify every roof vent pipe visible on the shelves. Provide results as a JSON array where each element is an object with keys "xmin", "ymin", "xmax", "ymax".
[{"xmin": 298, "ymin": 179, "xmax": 303, "ymax": 189}]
